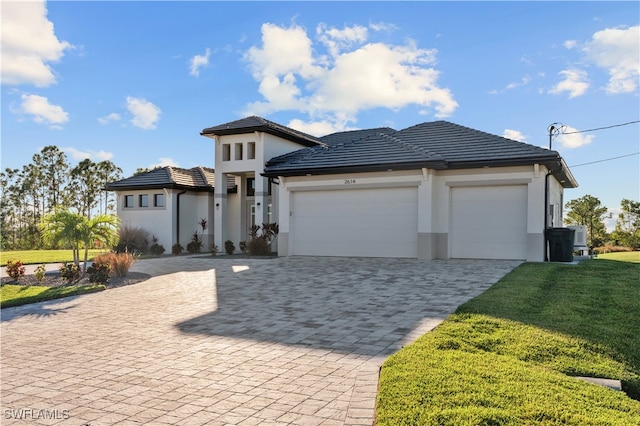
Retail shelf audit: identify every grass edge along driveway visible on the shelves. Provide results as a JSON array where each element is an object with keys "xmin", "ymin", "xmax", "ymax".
[
  {"xmin": 376, "ymin": 260, "xmax": 640, "ymax": 425},
  {"xmin": 1, "ymin": 284, "xmax": 105, "ymax": 308}
]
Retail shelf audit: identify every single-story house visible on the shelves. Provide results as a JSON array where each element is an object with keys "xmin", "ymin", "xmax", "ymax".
[
  {"xmin": 105, "ymin": 166, "xmax": 217, "ymax": 250},
  {"xmin": 107, "ymin": 116, "xmax": 577, "ymax": 261}
]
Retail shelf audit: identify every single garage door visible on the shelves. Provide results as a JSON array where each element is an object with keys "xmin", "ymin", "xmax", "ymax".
[
  {"xmin": 451, "ymin": 185, "xmax": 528, "ymax": 260},
  {"xmin": 291, "ymin": 187, "xmax": 418, "ymax": 257}
]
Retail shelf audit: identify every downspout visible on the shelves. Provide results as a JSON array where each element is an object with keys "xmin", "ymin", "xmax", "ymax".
[
  {"xmin": 544, "ymin": 171, "xmax": 552, "ymax": 261},
  {"xmin": 176, "ymin": 190, "xmax": 187, "ymax": 247}
]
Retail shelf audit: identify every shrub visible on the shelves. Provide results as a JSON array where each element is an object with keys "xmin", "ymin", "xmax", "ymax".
[
  {"xmin": 224, "ymin": 240, "xmax": 235, "ymax": 255},
  {"xmin": 246, "ymin": 223, "xmax": 279, "ymax": 256},
  {"xmin": 87, "ymin": 263, "xmax": 111, "ymax": 283},
  {"xmin": 59, "ymin": 262, "xmax": 80, "ymax": 284},
  {"xmin": 149, "ymin": 243, "xmax": 165, "ymax": 255},
  {"xmin": 34, "ymin": 264, "xmax": 46, "ymax": 283},
  {"xmin": 172, "ymin": 243, "xmax": 183, "ymax": 255},
  {"xmin": 239, "ymin": 241, "xmax": 247, "ymax": 253},
  {"xmin": 209, "ymin": 244, "xmax": 219, "ymax": 256},
  {"xmin": 5, "ymin": 260, "xmax": 26, "ymax": 281},
  {"xmin": 149, "ymin": 235, "xmax": 165, "ymax": 255},
  {"xmin": 246, "ymin": 238, "xmax": 271, "ymax": 256},
  {"xmin": 186, "ymin": 231, "xmax": 203, "ymax": 254},
  {"xmin": 115, "ymin": 225, "xmax": 150, "ymax": 254},
  {"xmin": 93, "ymin": 252, "xmax": 137, "ymax": 277}
]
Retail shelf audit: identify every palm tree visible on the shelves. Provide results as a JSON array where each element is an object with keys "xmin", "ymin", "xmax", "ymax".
[
  {"xmin": 41, "ymin": 211, "xmax": 119, "ymax": 275},
  {"xmin": 78, "ymin": 214, "xmax": 119, "ymax": 273},
  {"xmin": 41, "ymin": 210, "xmax": 85, "ymax": 265}
]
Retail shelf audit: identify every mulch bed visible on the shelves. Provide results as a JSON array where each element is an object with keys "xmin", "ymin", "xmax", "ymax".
[{"xmin": 1, "ymin": 271, "xmax": 151, "ymax": 289}]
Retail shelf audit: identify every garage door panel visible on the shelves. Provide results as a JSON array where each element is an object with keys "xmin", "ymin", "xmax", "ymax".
[
  {"xmin": 451, "ymin": 185, "xmax": 527, "ymax": 260},
  {"xmin": 291, "ymin": 188, "xmax": 418, "ymax": 258}
]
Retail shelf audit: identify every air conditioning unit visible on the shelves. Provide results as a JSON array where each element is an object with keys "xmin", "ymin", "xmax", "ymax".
[{"xmin": 567, "ymin": 225, "xmax": 588, "ymax": 254}]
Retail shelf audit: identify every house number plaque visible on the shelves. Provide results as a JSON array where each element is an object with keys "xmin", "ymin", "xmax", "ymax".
[{"xmin": 344, "ymin": 179, "xmax": 356, "ymax": 184}]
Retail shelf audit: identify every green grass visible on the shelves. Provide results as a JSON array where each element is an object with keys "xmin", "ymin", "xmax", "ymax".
[
  {"xmin": 0, "ymin": 249, "xmax": 107, "ymax": 266},
  {"xmin": 1, "ymin": 283, "xmax": 105, "ymax": 308},
  {"xmin": 597, "ymin": 251, "xmax": 640, "ymax": 263},
  {"xmin": 377, "ymin": 260, "xmax": 640, "ymax": 425}
]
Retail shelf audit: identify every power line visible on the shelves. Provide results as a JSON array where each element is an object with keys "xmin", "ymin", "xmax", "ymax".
[
  {"xmin": 562, "ymin": 120, "xmax": 640, "ymax": 135},
  {"xmin": 570, "ymin": 152, "xmax": 640, "ymax": 168}
]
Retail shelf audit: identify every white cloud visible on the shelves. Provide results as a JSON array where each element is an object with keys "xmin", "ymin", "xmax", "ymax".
[
  {"xmin": 243, "ymin": 22, "xmax": 457, "ymax": 129},
  {"xmin": 14, "ymin": 93, "xmax": 68, "ymax": 128},
  {"xmin": 583, "ymin": 25, "xmax": 639, "ymax": 94},
  {"xmin": 563, "ymin": 40, "xmax": 578, "ymax": 49},
  {"xmin": 126, "ymin": 96, "xmax": 161, "ymax": 130},
  {"xmin": 500, "ymin": 76, "xmax": 531, "ymax": 92},
  {"xmin": 62, "ymin": 147, "xmax": 113, "ymax": 162},
  {"xmin": 97, "ymin": 112, "xmax": 121, "ymax": 125},
  {"xmin": 150, "ymin": 157, "xmax": 179, "ymax": 168},
  {"xmin": 288, "ymin": 118, "xmax": 353, "ymax": 137},
  {"xmin": 502, "ymin": 129, "xmax": 527, "ymax": 142},
  {"xmin": 555, "ymin": 125, "xmax": 594, "ymax": 149},
  {"xmin": 549, "ymin": 69, "xmax": 589, "ymax": 98},
  {"xmin": 317, "ymin": 23, "xmax": 368, "ymax": 57},
  {"xmin": 190, "ymin": 48, "xmax": 211, "ymax": 77},
  {"xmin": 1, "ymin": 0, "xmax": 73, "ymax": 87}
]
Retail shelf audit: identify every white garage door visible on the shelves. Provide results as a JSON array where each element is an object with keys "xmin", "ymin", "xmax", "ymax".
[
  {"xmin": 291, "ymin": 187, "xmax": 418, "ymax": 257},
  {"xmin": 451, "ymin": 185, "xmax": 528, "ymax": 260}
]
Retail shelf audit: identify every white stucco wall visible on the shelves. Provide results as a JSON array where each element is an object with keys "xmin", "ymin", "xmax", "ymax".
[
  {"xmin": 114, "ymin": 188, "xmax": 214, "ymax": 252},
  {"xmin": 116, "ymin": 189, "xmax": 173, "ymax": 250}
]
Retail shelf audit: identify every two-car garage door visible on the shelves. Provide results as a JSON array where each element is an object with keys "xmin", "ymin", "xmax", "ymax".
[
  {"xmin": 289, "ymin": 184, "xmax": 528, "ymax": 260},
  {"xmin": 290, "ymin": 187, "xmax": 418, "ymax": 258}
]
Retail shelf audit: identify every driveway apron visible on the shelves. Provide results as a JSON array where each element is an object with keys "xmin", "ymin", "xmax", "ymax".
[{"xmin": 1, "ymin": 256, "xmax": 520, "ymax": 425}]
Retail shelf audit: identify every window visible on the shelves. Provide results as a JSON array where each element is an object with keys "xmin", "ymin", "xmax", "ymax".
[
  {"xmin": 139, "ymin": 194, "xmax": 149, "ymax": 208},
  {"xmin": 248, "ymin": 142, "xmax": 256, "ymax": 160},
  {"xmin": 247, "ymin": 177, "xmax": 255, "ymax": 197},
  {"xmin": 235, "ymin": 143, "xmax": 243, "ymax": 160},
  {"xmin": 124, "ymin": 195, "xmax": 134, "ymax": 208},
  {"xmin": 154, "ymin": 193, "xmax": 165, "ymax": 207},
  {"xmin": 222, "ymin": 144, "xmax": 231, "ymax": 161}
]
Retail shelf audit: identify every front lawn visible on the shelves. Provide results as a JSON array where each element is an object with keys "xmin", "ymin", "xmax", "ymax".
[
  {"xmin": 597, "ymin": 251, "xmax": 640, "ymax": 263},
  {"xmin": 1, "ymin": 283, "xmax": 105, "ymax": 308},
  {"xmin": 376, "ymin": 260, "xmax": 640, "ymax": 425},
  {"xmin": 0, "ymin": 249, "xmax": 107, "ymax": 266}
]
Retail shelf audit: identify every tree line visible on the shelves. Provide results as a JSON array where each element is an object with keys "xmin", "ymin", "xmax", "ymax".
[
  {"xmin": 565, "ymin": 195, "xmax": 639, "ymax": 249},
  {"xmin": 0, "ymin": 146, "xmax": 123, "ymax": 250}
]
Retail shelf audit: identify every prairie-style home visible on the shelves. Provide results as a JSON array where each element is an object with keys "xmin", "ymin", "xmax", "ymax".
[{"xmin": 106, "ymin": 116, "xmax": 577, "ymax": 261}]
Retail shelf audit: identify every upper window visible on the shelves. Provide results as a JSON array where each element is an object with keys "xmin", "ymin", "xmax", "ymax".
[
  {"xmin": 154, "ymin": 194, "xmax": 165, "ymax": 207},
  {"xmin": 222, "ymin": 144, "xmax": 231, "ymax": 161},
  {"xmin": 248, "ymin": 142, "xmax": 256, "ymax": 160},
  {"xmin": 124, "ymin": 195, "xmax": 134, "ymax": 208},
  {"xmin": 139, "ymin": 194, "xmax": 149, "ymax": 208},
  {"xmin": 235, "ymin": 143, "xmax": 243, "ymax": 160}
]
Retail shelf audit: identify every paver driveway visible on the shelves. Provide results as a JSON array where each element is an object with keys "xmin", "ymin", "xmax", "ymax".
[{"xmin": 1, "ymin": 256, "xmax": 520, "ymax": 425}]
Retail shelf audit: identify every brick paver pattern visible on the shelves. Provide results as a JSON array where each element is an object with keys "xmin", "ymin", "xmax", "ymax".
[{"xmin": 1, "ymin": 256, "xmax": 520, "ymax": 425}]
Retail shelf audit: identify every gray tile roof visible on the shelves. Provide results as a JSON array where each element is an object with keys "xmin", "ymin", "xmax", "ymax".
[
  {"xmin": 105, "ymin": 166, "xmax": 217, "ymax": 192},
  {"xmin": 263, "ymin": 120, "xmax": 577, "ymax": 188},
  {"xmin": 320, "ymin": 127, "xmax": 397, "ymax": 145},
  {"xmin": 201, "ymin": 116, "xmax": 323, "ymax": 148}
]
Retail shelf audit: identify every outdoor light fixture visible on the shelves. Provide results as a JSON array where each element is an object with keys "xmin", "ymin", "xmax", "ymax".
[{"xmin": 257, "ymin": 202, "xmax": 261, "ymax": 207}]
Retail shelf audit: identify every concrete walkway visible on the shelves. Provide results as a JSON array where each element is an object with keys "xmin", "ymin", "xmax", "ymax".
[{"xmin": 1, "ymin": 256, "xmax": 520, "ymax": 425}]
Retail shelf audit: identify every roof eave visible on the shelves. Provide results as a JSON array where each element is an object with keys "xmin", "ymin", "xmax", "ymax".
[
  {"xmin": 262, "ymin": 160, "xmax": 447, "ymax": 178},
  {"xmin": 104, "ymin": 184, "xmax": 215, "ymax": 192},
  {"xmin": 201, "ymin": 125, "xmax": 321, "ymax": 148}
]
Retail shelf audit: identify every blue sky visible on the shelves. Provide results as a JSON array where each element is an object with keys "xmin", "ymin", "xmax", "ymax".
[{"xmin": 2, "ymin": 1, "xmax": 638, "ymax": 228}]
